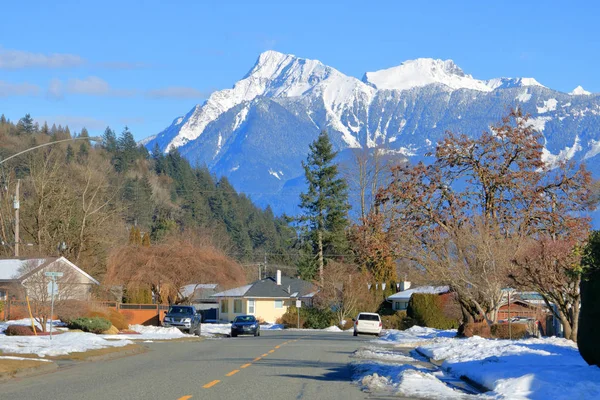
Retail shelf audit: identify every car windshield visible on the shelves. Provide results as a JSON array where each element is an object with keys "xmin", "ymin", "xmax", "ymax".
[
  {"xmin": 234, "ymin": 316, "xmax": 256, "ymax": 323},
  {"xmin": 168, "ymin": 306, "xmax": 194, "ymax": 315},
  {"xmin": 358, "ymin": 314, "xmax": 380, "ymax": 321}
]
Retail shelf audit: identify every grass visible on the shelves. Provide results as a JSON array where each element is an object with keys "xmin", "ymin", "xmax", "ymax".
[{"xmin": 0, "ymin": 359, "xmax": 52, "ymax": 374}]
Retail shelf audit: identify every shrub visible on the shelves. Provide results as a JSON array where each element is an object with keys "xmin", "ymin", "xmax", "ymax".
[
  {"xmin": 276, "ymin": 307, "xmax": 305, "ymax": 328},
  {"xmin": 302, "ymin": 307, "xmax": 334, "ymax": 329},
  {"xmin": 340, "ymin": 319, "xmax": 354, "ymax": 330},
  {"xmin": 108, "ymin": 309, "xmax": 129, "ymax": 330},
  {"xmin": 5, "ymin": 325, "xmax": 35, "ymax": 336},
  {"xmin": 68, "ymin": 317, "xmax": 111, "ymax": 334},
  {"xmin": 381, "ymin": 311, "xmax": 407, "ymax": 329},
  {"xmin": 407, "ymin": 293, "xmax": 460, "ymax": 330},
  {"xmin": 490, "ymin": 323, "xmax": 528, "ymax": 339},
  {"xmin": 57, "ymin": 300, "xmax": 90, "ymax": 325},
  {"xmin": 460, "ymin": 322, "xmax": 491, "ymax": 338},
  {"xmin": 579, "ymin": 266, "xmax": 600, "ymax": 366}
]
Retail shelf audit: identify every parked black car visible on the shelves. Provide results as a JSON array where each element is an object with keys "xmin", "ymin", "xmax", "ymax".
[
  {"xmin": 230, "ymin": 315, "xmax": 260, "ymax": 337},
  {"xmin": 162, "ymin": 305, "xmax": 201, "ymax": 335}
]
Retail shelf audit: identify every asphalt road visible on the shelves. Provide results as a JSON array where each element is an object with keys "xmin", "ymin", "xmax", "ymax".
[{"xmin": 1, "ymin": 330, "xmax": 380, "ymax": 400}]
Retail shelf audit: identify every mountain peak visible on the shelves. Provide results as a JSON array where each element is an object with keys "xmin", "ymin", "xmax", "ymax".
[
  {"xmin": 570, "ymin": 85, "xmax": 591, "ymax": 96},
  {"xmin": 485, "ymin": 77, "xmax": 544, "ymax": 90},
  {"xmin": 363, "ymin": 58, "xmax": 491, "ymax": 92}
]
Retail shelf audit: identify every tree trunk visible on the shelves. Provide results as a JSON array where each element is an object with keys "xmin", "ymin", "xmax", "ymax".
[{"xmin": 318, "ymin": 229, "xmax": 324, "ymax": 286}]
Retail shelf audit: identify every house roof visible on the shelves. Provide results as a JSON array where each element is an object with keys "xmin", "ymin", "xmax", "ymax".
[
  {"xmin": 387, "ymin": 285, "xmax": 450, "ymax": 301},
  {"xmin": 0, "ymin": 258, "xmax": 53, "ymax": 281},
  {"xmin": 180, "ymin": 284, "xmax": 219, "ymax": 299},
  {"xmin": 212, "ymin": 276, "xmax": 315, "ymax": 299},
  {"xmin": 0, "ymin": 257, "xmax": 99, "ymax": 285}
]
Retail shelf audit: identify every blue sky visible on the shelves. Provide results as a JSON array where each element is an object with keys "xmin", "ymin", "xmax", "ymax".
[{"xmin": 0, "ymin": 0, "xmax": 598, "ymax": 141}]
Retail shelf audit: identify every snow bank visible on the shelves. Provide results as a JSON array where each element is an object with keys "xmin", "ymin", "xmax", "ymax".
[
  {"xmin": 200, "ymin": 323, "xmax": 231, "ymax": 337},
  {"xmin": 113, "ymin": 324, "xmax": 188, "ymax": 340},
  {"xmin": 0, "ymin": 332, "xmax": 132, "ymax": 357},
  {"xmin": 262, "ymin": 324, "xmax": 284, "ymax": 330},
  {"xmin": 353, "ymin": 361, "xmax": 473, "ymax": 399},
  {"xmin": 354, "ymin": 347, "xmax": 415, "ymax": 363},
  {"xmin": 0, "ymin": 318, "xmax": 66, "ymax": 333},
  {"xmin": 418, "ymin": 336, "xmax": 600, "ymax": 399},
  {"xmin": 376, "ymin": 326, "xmax": 456, "ymax": 345}
]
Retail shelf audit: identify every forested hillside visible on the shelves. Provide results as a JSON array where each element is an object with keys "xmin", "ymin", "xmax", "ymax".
[{"xmin": 0, "ymin": 114, "xmax": 297, "ymax": 279}]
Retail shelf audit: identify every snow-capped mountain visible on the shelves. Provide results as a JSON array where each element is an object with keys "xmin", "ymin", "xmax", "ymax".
[
  {"xmin": 570, "ymin": 85, "xmax": 592, "ymax": 96},
  {"xmin": 144, "ymin": 51, "xmax": 600, "ymax": 216}
]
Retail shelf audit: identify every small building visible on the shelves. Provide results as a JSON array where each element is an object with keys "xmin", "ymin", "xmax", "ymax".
[
  {"xmin": 212, "ymin": 270, "xmax": 316, "ymax": 323},
  {"xmin": 179, "ymin": 283, "xmax": 220, "ymax": 320},
  {"xmin": 0, "ymin": 257, "xmax": 99, "ymax": 301},
  {"xmin": 387, "ymin": 282, "xmax": 450, "ymax": 311}
]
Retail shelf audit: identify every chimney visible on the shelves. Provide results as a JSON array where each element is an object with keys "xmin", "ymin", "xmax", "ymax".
[
  {"xmin": 276, "ymin": 270, "xmax": 281, "ymax": 286},
  {"xmin": 400, "ymin": 281, "xmax": 411, "ymax": 291}
]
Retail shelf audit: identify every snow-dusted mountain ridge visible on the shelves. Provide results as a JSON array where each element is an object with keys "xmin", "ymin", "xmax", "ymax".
[{"xmin": 144, "ymin": 51, "xmax": 600, "ymax": 217}]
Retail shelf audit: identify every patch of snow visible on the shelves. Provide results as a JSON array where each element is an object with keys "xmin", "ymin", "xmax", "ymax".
[
  {"xmin": 364, "ymin": 58, "xmax": 492, "ymax": 92},
  {"xmin": 232, "ymin": 105, "xmax": 250, "ymax": 131},
  {"xmin": 0, "ymin": 332, "xmax": 132, "ymax": 357},
  {"xmin": 425, "ymin": 138, "xmax": 432, "ymax": 146},
  {"xmin": 262, "ymin": 324, "xmax": 284, "ymax": 330},
  {"xmin": 119, "ymin": 324, "xmax": 187, "ymax": 340},
  {"xmin": 569, "ymin": 85, "xmax": 591, "ymax": 96},
  {"xmin": 388, "ymin": 286, "xmax": 450, "ymax": 301},
  {"xmin": 375, "ymin": 326, "xmax": 457, "ymax": 345},
  {"xmin": 200, "ymin": 323, "xmax": 231, "ymax": 337},
  {"xmin": 486, "ymin": 77, "xmax": 544, "ymax": 90},
  {"xmin": 0, "ymin": 355, "xmax": 52, "ymax": 362},
  {"xmin": 354, "ymin": 347, "xmax": 415, "ymax": 362},
  {"xmin": 268, "ymin": 169, "xmax": 281, "ymax": 180},
  {"xmin": 537, "ymin": 98, "xmax": 558, "ymax": 114},
  {"xmin": 516, "ymin": 91, "xmax": 532, "ymax": 103},
  {"xmin": 137, "ymin": 134, "xmax": 157, "ymax": 146},
  {"xmin": 541, "ymin": 135, "xmax": 582, "ymax": 168},
  {"xmin": 417, "ymin": 336, "xmax": 600, "ymax": 400},
  {"xmin": 584, "ymin": 139, "xmax": 600, "ymax": 160},
  {"xmin": 0, "ymin": 318, "xmax": 66, "ymax": 333},
  {"xmin": 212, "ymin": 284, "xmax": 252, "ymax": 298},
  {"xmin": 528, "ymin": 116, "xmax": 552, "ymax": 132}
]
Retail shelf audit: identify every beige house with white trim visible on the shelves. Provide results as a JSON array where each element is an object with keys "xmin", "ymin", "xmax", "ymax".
[{"xmin": 212, "ymin": 270, "xmax": 316, "ymax": 323}]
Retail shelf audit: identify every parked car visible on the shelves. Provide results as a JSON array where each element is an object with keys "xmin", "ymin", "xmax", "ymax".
[
  {"xmin": 162, "ymin": 305, "xmax": 201, "ymax": 335},
  {"xmin": 353, "ymin": 312, "xmax": 382, "ymax": 336},
  {"xmin": 230, "ymin": 315, "xmax": 260, "ymax": 337}
]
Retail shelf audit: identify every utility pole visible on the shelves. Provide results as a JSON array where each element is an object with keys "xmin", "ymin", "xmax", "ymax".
[{"xmin": 14, "ymin": 179, "xmax": 19, "ymax": 257}]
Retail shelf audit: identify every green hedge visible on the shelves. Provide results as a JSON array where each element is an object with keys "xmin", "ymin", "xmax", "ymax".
[
  {"xmin": 579, "ymin": 268, "xmax": 600, "ymax": 366},
  {"xmin": 68, "ymin": 317, "xmax": 111, "ymax": 334},
  {"xmin": 407, "ymin": 293, "xmax": 459, "ymax": 330}
]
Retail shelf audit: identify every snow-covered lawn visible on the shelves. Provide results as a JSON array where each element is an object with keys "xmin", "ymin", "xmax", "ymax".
[
  {"xmin": 418, "ymin": 335, "xmax": 600, "ymax": 399},
  {"xmin": 353, "ymin": 326, "xmax": 600, "ymax": 399},
  {"xmin": 0, "ymin": 318, "xmax": 66, "ymax": 333},
  {"xmin": 105, "ymin": 324, "xmax": 188, "ymax": 340},
  {"xmin": 0, "ymin": 332, "xmax": 133, "ymax": 357}
]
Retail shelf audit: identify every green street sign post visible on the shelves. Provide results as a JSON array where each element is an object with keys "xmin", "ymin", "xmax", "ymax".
[{"xmin": 44, "ymin": 272, "xmax": 64, "ymax": 339}]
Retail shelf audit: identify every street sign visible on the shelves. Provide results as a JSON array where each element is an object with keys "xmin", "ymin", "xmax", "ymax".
[
  {"xmin": 296, "ymin": 300, "xmax": 302, "ymax": 308},
  {"xmin": 47, "ymin": 281, "xmax": 59, "ymax": 296},
  {"xmin": 44, "ymin": 272, "xmax": 64, "ymax": 277}
]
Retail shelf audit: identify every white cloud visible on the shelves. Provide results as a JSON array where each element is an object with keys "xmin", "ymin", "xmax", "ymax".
[
  {"xmin": 0, "ymin": 81, "xmax": 40, "ymax": 97},
  {"xmin": 65, "ymin": 76, "xmax": 136, "ymax": 97},
  {"xmin": 146, "ymin": 86, "xmax": 206, "ymax": 99},
  {"xmin": 0, "ymin": 48, "xmax": 84, "ymax": 69}
]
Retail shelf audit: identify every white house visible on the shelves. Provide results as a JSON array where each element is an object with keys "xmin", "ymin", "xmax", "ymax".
[
  {"xmin": 387, "ymin": 282, "xmax": 450, "ymax": 311},
  {"xmin": 0, "ymin": 257, "xmax": 99, "ymax": 301}
]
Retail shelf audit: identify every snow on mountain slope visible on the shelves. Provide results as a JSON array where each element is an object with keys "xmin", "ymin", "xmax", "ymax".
[
  {"xmin": 486, "ymin": 77, "xmax": 545, "ymax": 90},
  {"xmin": 363, "ymin": 58, "xmax": 491, "ymax": 92},
  {"xmin": 162, "ymin": 51, "xmax": 373, "ymax": 151},
  {"xmin": 570, "ymin": 85, "xmax": 591, "ymax": 95}
]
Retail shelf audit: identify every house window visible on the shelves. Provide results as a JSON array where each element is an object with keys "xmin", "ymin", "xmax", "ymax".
[
  {"xmin": 234, "ymin": 299, "xmax": 242, "ymax": 313},
  {"xmin": 221, "ymin": 299, "xmax": 228, "ymax": 313},
  {"xmin": 248, "ymin": 299, "xmax": 255, "ymax": 314},
  {"xmin": 393, "ymin": 301, "xmax": 401, "ymax": 311},
  {"xmin": 274, "ymin": 300, "xmax": 283, "ymax": 309}
]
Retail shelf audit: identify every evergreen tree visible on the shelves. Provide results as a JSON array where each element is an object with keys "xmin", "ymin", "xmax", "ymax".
[
  {"xmin": 102, "ymin": 126, "xmax": 118, "ymax": 154},
  {"xmin": 17, "ymin": 113, "xmax": 35, "ymax": 134},
  {"xmin": 41, "ymin": 121, "xmax": 49, "ymax": 135},
  {"xmin": 77, "ymin": 142, "xmax": 89, "ymax": 164},
  {"xmin": 65, "ymin": 144, "xmax": 75, "ymax": 164},
  {"xmin": 297, "ymin": 131, "xmax": 350, "ymax": 284},
  {"xmin": 0, "ymin": 114, "xmax": 6, "ymax": 125},
  {"xmin": 115, "ymin": 127, "xmax": 138, "ymax": 172},
  {"xmin": 151, "ymin": 143, "xmax": 166, "ymax": 174}
]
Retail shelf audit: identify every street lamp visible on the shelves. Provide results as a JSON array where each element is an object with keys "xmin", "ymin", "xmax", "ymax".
[{"xmin": 0, "ymin": 136, "xmax": 103, "ymax": 165}]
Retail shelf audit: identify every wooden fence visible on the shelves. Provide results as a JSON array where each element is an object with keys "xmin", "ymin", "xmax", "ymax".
[{"xmin": 3, "ymin": 301, "xmax": 171, "ymax": 326}]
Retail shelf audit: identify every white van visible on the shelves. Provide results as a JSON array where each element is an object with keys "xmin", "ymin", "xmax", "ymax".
[{"xmin": 353, "ymin": 312, "xmax": 382, "ymax": 336}]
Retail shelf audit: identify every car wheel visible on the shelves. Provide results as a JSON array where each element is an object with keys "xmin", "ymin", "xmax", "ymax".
[
  {"xmin": 195, "ymin": 326, "xmax": 201, "ymax": 336},
  {"xmin": 254, "ymin": 331, "xmax": 258, "ymax": 337},
  {"xmin": 231, "ymin": 332, "xmax": 237, "ymax": 338},
  {"xmin": 353, "ymin": 330, "xmax": 358, "ymax": 337}
]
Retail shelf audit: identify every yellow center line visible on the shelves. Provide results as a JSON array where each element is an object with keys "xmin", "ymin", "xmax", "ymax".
[
  {"xmin": 240, "ymin": 363, "xmax": 252, "ymax": 369},
  {"xmin": 262, "ymin": 353, "xmax": 268, "ymax": 357},
  {"xmin": 225, "ymin": 370, "xmax": 240, "ymax": 377},
  {"xmin": 253, "ymin": 357, "xmax": 262, "ymax": 361},
  {"xmin": 178, "ymin": 396, "xmax": 193, "ymax": 400},
  {"xmin": 275, "ymin": 345, "xmax": 280, "ymax": 349},
  {"xmin": 203, "ymin": 380, "xmax": 220, "ymax": 389},
  {"xmin": 268, "ymin": 349, "xmax": 275, "ymax": 353}
]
